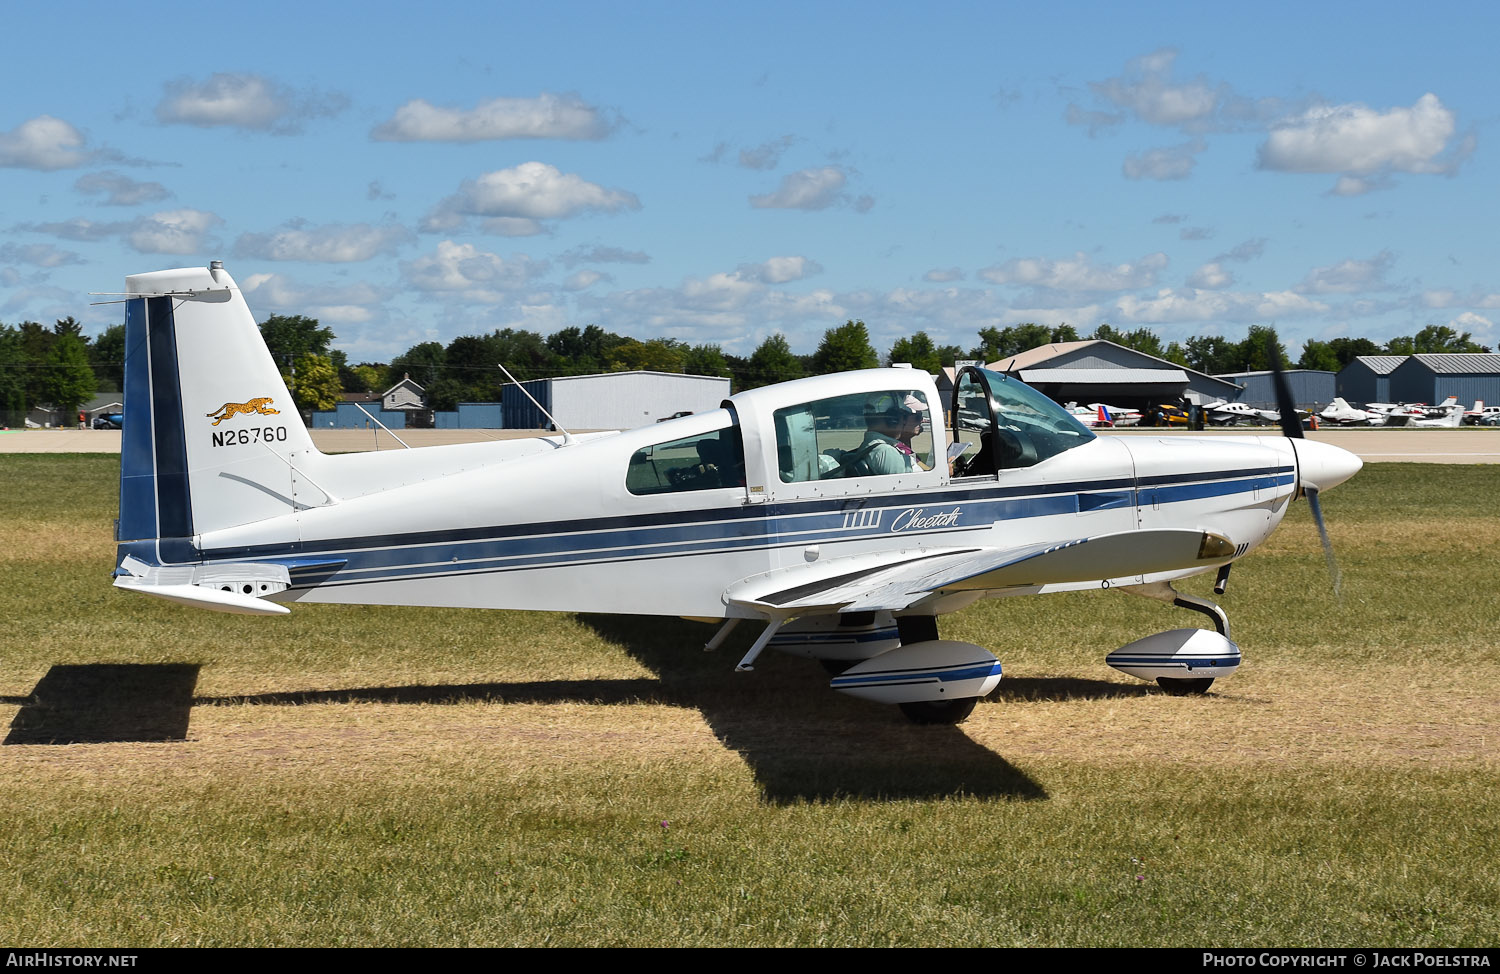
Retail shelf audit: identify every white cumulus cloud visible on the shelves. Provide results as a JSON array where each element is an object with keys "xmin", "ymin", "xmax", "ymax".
[
  {"xmin": 1082, "ymin": 49, "xmax": 1219, "ymax": 128},
  {"xmin": 74, "ymin": 170, "xmax": 172, "ymax": 206},
  {"xmin": 1258, "ymin": 94, "xmax": 1464, "ymax": 189},
  {"xmin": 0, "ymin": 115, "xmax": 89, "ymax": 170},
  {"xmin": 126, "ymin": 209, "xmax": 224, "ymax": 255},
  {"xmin": 371, "ymin": 92, "xmax": 613, "ymax": 142},
  {"xmin": 979, "ymin": 252, "xmax": 1168, "ymax": 292},
  {"xmin": 749, "ymin": 166, "xmax": 849, "ymax": 210},
  {"xmin": 401, "ymin": 240, "xmax": 548, "ymax": 300},
  {"xmin": 563, "ymin": 269, "xmax": 610, "ymax": 291},
  {"xmin": 1186, "ymin": 262, "xmax": 1234, "ymax": 290},
  {"xmin": 0, "ymin": 243, "xmax": 85, "ymax": 267},
  {"xmin": 155, "ymin": 73, "xmax": 348, "ymax": 133},
  {"xmin": 422, "ymin": 162, "xmax": 639, "ymax": 232},
  {"xmin": 1123, "ymin": 139, "xmax": 1207, "ymax": 180},
  {"xmin": 1294, "ymin": 251, "xmax": 1395, "ymax": 294},
  {"xmin": 739, "ymin": 256, "xmax": 821, "ymax": 284},
  {"xmin": 235, "ymin": 223, "xmax": 413, "ymax": 262},
  {"xmin": 1116, "ymin": 288, "xmax": 1329, "ymax": 324}
]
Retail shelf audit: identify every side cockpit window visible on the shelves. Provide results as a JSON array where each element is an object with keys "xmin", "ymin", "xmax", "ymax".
[
  {"xmin": 627, "ymin": 425, "xmax": 746, "ymax": 495},
  {"xmin": 774, "ymin": 390, "xmax": 934, "ymax": 483}
]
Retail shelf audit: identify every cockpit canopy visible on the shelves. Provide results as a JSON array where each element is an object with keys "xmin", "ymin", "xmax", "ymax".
[{"xmin": 951, "ymin": 366, "xmax": 1094, "ymax": 475}]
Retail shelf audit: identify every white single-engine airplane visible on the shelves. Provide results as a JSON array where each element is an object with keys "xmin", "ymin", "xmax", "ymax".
[{"xmin": 110, "ymin": 263, "xmax": 1362, "ymax": 723}]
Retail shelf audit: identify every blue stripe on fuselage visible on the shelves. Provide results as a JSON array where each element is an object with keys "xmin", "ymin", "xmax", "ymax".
[{"xmin": 191, "ymin": 467, "xmax": 1292, "ymax": 590}]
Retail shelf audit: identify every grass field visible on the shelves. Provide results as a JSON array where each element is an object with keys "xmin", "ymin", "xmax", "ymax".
[{"xmin": 1, "ymin": 455, "xmax": 1496, "ymax": 946}]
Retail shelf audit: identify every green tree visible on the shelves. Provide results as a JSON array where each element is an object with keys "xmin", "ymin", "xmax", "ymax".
[
  {"xmin": 1163, "ymin": 341, "xmax": 1190, "ymax": 366},
  {"xmin": 290, "ymin": 353, "xmax": 342, "ymax": 412},
  {"xmin": 386, "ymin": 342, "xmax": 446, "ymax": 390},
  {"xmin": 811, "ymin": 320, "xmax": 879, "ymax": 374},
  {"xmin": 1326, "ymin": 337, "xmax": 1381, "ymax": 368},
  {"xmin": 348, "ymin": 364, "xmax": 384, "ymax": 393},
  {"xmin": 90, "ymin": 323, "xmax": 126, "ymax": 391},
  {"xmin": 888, "ymin": 331, "xmax": 942, "ymax": 374},
  {"xmin": 18, "ymin": 321, "xmax": 52, "ymax": 408},
  {"xmin": 547, "ymin": 324, "xmax": 628, "ymax": 374},
  {"xmin": 1184, "ymin": 335, "xmax": 1238, "ymax": 375},
  {"xmin": 608, "ymin": 339, "xmax": 687, "ymax": 373},
  {"xmin": 1233, "ymin": 325, "xmax": 1290, "ymax": 372},
  {"xmin": 0, "ymin": 325, "xmax": 29, "ymax": 423},
  {"xmin": 970, "ymin": 323, "xmax": 1053, "ymax": 361},
  {"xmin": 1387, "ymin": 325, "xmax": 1490, "ymax": 354},
  {"xmin": 42, "ymin": 332, "xmax": 96, "ymax": 421},
  {"xmin": 683, "ymin": 343, "xmax": 731, "ymax": 379},
  {"xmin": 744, "ymin": 333, "xmax": 803, "ymax": 389},
  {"xmin": 260, "ymin": 315, "xmax": 335, "ymax": 375},
  {"xmin": 1298, "ymin": 340, "xmax": 1341, "ymax": 372}
]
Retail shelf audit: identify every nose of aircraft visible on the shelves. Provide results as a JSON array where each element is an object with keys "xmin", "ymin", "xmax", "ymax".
[{"xmin": 1293, "ymin": 439, "xmax": 1363, "ymax": 493}]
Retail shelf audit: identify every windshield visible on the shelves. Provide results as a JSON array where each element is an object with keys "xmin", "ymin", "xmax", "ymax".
[
  {"xmin": 980, "ymin": 368, "xmax": 1095, "ymax": 437},
  {"xmin": 952, "ymin": 368, "xmax": 1094, "ymax": 473}
]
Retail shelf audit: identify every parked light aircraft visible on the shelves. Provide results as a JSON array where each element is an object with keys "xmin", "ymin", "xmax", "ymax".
[
  {"xmin": 108, "ymin": 263, "xmax": 1362, "ymax": 723},
  {"xmin": 1202, "ymin": 400, "xmax": 1281, "ymax": 426},
  {"xmin": 1319, "ymin": 398, "xmax": 1381, "ymax": 425},
  {"xmin": 1062, "ymin": 403, "xmax": 1138, "ymax": 428},
  {"xmin": 1375, "ymin": 396, "xmax": 1460, "ymax": 427},
  {"xmin": 1409, "ymin": 399, "xmax": 1465, "ymax": 428}
]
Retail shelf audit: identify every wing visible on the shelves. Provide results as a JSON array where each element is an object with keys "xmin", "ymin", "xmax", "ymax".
[{"xmin": 725, "ymin": 529, "xmax": 1234, "ymax": 615}]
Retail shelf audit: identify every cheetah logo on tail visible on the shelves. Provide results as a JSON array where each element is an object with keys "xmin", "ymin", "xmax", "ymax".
[{"xmin": 207, "ymin": 397, "xmax": 280, "ymax": 426}]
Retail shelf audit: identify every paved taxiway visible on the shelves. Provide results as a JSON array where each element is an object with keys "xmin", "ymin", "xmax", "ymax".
[{"xmin": 2, "ymin": 426, "xmax": 1497, "ymax": 462}]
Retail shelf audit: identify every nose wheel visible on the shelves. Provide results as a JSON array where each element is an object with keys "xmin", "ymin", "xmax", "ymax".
[
  {"xmin": 898, "ymin": 698, "xmax": 979, "ymax": 724},
  {"xmin": 1156, "ymin": 676, "xmax": 1215, "ymax": 695}
]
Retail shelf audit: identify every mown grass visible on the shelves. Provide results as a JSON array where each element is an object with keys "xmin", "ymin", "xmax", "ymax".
[{"xmin": 0, "ymin": 455, "xmax": 1496, "ymax": 946}]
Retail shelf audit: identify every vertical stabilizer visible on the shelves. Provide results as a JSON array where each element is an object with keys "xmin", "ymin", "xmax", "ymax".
[{"xmin": 118, "ymin": 263, "xmax": 322, "ymax": 554}]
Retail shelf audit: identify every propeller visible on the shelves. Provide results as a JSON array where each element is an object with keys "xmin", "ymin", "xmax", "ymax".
[{"xmin": 1268, "ymin": 339, "xmax": 1343, "ymax": 597}]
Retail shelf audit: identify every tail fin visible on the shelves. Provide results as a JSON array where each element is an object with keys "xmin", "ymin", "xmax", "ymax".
[{"xmin": 118, "ymin": 262, "xmax": 322, "ymax": 551}]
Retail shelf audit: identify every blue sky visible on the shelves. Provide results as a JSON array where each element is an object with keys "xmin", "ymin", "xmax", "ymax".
[{"xmin": 3, "ymin": 0, "xmax": 1496, "ymax": 363}]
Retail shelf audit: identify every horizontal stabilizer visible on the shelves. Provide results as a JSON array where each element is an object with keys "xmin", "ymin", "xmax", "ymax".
[{"xmin": 113, "ymin": 578, "xmax": 290, "ymax": 615}]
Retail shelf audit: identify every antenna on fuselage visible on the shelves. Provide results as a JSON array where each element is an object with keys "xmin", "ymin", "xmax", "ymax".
[{"xmin": 497, "ymin": 364, "xmax": 575, "ymax": 446}]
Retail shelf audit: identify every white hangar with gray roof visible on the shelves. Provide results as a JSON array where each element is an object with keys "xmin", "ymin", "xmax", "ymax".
[{"xmin": 945, "ymin": 339, "xmax": 1242, "ymax": 407}]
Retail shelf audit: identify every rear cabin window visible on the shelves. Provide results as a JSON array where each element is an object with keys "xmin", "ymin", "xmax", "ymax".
[
  {"xmin": 774, "ymin": 390, "xmax": 935, "ymax": 483},
  {"xmin": 626, "ymin": 426, "xmax": 746, "ymax": 495}
]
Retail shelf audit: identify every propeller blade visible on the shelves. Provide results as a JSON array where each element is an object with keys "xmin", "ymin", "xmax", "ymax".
[
  {"xmin": 1270, "ymin": 335, "xmax": 1342, "ymax": 597},
  {"xmin": 1304, "ymin": 486, "xmax": 1342, "ymax": 599},
  {"xmin": 1267, "ymin": 337, "xmax": 1303, "ymax": 439}
]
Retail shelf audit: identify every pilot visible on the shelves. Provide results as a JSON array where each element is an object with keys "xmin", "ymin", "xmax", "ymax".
[{"xmin": 850, "ymin": 393, "xmax": 928, "ymax": 476}]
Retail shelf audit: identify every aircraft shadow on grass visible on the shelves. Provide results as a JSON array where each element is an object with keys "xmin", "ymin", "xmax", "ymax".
[
  {"xmin": 3, "ymin": 663, "xmax": 200, "ymax": 745},
  {"xmin": 3, "ymin": 628, "xmax": 1154, "ymax": 803},
  {"xmin": 578, "ymin": 614, "xmax": 1052, "ymax": 804}
]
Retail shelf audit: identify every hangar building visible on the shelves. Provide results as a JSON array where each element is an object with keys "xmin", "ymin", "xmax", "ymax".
[
  {"xmin": 502, "ymin": 371, "xmax": 732, "ymax": 430},
  {"xmin": 1387, "ymin": 353, "xmax": 1500, "ymax": 406},
  {"xmin": 1336, "ymin": 356, "xmax": 1404, "ymax": 404},
  {"xmin": 1216, "ymin": 370, "xmax": 1335, "ymax": 410},
  {"xmin": 978, "ymin": 340, "xmax": 1241, "ymax": 408}
]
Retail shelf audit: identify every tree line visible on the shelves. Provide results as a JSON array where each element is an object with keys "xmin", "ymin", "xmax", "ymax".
[{"xmin": 0, "ymin": 312, "xmax": 1489, "ymax": 422}]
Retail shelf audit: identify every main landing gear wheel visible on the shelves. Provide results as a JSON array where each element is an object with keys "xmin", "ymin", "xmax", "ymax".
[
  {"xmin": 1156, "ymin": 677, "xmax": 1214, "ymax": 695},
  {"xmin": 898, "ymin": 697, "xmax": 979, "ymax": 725}
]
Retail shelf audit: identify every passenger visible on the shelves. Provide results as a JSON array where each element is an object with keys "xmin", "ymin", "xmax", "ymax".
[{"xmin": 847, "ymin": 393, "xmax": 928, "ymax": 476}]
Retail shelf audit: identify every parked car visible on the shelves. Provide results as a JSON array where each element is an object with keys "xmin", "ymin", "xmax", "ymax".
[{"xmin": 92, "ymin": 413, "xmax": 123, "ymax": 430}]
